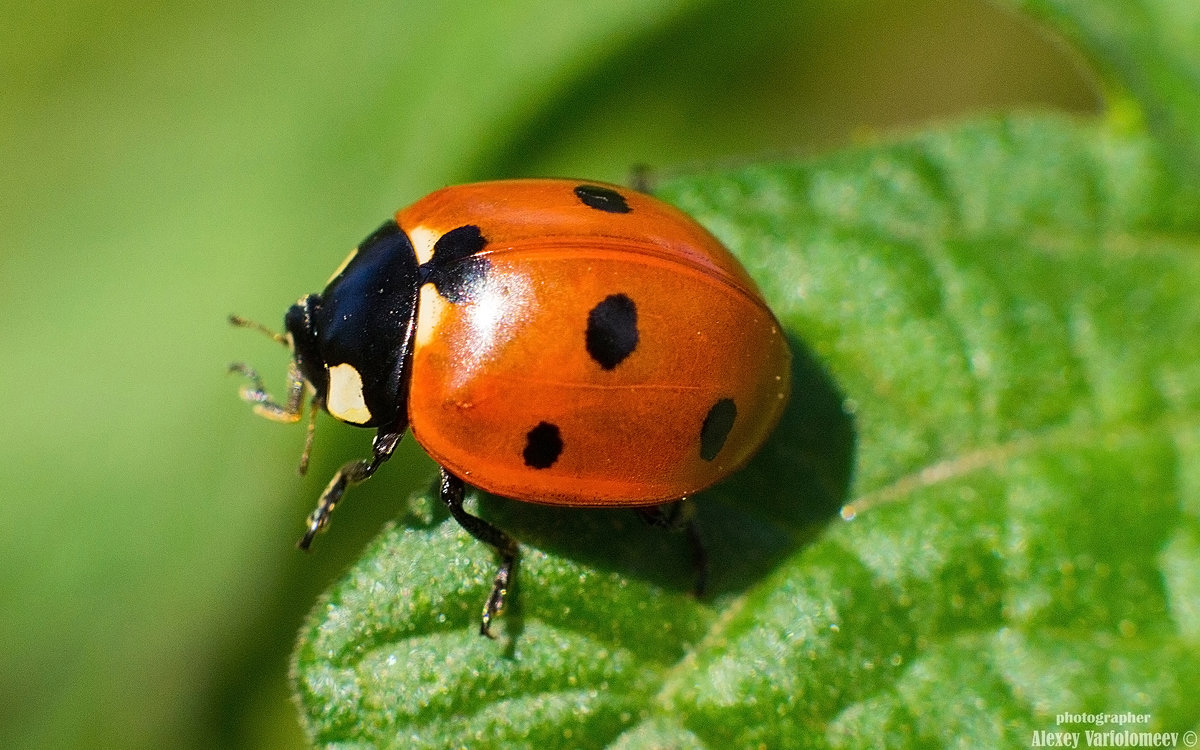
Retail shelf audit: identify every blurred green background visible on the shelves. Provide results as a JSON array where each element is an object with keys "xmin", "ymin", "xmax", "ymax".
[{"xmin": 0, "ymin": 1, "xmax": 1096, "ymax": 747}]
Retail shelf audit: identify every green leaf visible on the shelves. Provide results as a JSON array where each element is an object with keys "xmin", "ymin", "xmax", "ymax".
[
  {"xmin": 998, "ymin": 0, "xmax": 1200, "ymax": 174},
  {"xmin": 293, "ymin": 115, "xmax": 1200, "ymax": 748}
]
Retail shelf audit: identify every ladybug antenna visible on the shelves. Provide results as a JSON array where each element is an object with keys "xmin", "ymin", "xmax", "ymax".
[{"xmin": 229, "ymin": 314, "xmax": 289, "ymax": 347}]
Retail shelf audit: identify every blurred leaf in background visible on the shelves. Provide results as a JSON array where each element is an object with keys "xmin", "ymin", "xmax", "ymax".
[{"xmin": 0, "ymin": 0, "xmax": 1109, "ymax": 748}]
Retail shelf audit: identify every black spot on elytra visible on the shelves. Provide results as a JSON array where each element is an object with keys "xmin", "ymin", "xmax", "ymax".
[
  {"xmin": 419, "ymin": 224, "xmax": 489, "ymax": 303},
  {"xmin": 700, "ymin": 398, "xmax": 737, "ymax": 461},
  {"xmin": 523, "ymin": 422, "xmax": 563, "ymax": 469},
  {"xmin": 574, "ymin": 184, "xmax": 630, "ymax": 213},
  {"xmin": 585, "ymin": 294, "xmax": 638, "ymax": 370}
]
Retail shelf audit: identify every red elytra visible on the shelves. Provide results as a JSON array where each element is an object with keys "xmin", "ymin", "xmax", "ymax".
[{"xmin": 399, "ymin": 179, "xmax": 791, "ymax": 505}]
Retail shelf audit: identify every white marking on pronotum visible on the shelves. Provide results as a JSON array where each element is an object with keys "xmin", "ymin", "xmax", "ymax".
[
  {"xmin": 326, "ymin": 363, "xmax": 372, "ymax": 424},
  {"xmin": 409, "ymin": 225, "xmax": 440, "ymax": 266},
  {"xmin": 414, "ymin": 284, "xmax": 450, "ymax": 349}
]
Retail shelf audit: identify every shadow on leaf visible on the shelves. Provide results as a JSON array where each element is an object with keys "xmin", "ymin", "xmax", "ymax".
[{"xmin": 433, "ymin": 329, "xmax": 855, "ymax": 629}]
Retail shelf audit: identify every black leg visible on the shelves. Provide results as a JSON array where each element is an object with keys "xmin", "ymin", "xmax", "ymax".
[
  {"xmin": 628, "ymin": 163, "xmax": 654, "ymax": 193},
  {"xmin": 637, "ymin": 500, "xmax": 708, "ymax": 597},
  {"xmin": 298, "ymin": 429, "xmax": 403, "ymax": 550},
  {"xmin": 297, "ymin": 393, "xmax": 321, "ymax": 476},
  {"xmin": 439, "ymin": 468, "xmax": 518, "ymax": 638}
]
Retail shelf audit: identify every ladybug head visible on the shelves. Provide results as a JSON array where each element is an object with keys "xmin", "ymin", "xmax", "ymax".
[
  {"xmin": 285, "ymin": 221, "xmax": 421, "ymax": 431},
  {"xmin": 283, "ymin": 294, "xmax": 325, "ymax": 399}
]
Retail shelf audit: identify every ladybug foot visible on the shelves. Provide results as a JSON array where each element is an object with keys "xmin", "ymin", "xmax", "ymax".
[
  {"xmin": 438, "ymin": 468, "xmax": 521, "ymax": 637},
  {"xmin": 479, "ymin": 553, "xmax": 514, "ymax": 639}
]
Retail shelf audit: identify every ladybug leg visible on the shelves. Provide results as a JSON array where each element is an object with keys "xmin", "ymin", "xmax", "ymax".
[
  {"xmin": 229, "ymin": 361, "xmax": 318, "ymax": 474},
  {"xmin": 636, "ymin": 500, "xmax": 708, "ymax": 597},
  {"xmin": 228, "ymin": 315, "xmax": 309, "ymax": 421},
  {"xmin": 297, "ymin": 393, "xmax": 321, "ymax": 476},
  {"xmin": 627, "ymin": 163, "xmax": 654, "ymax": 192},
  {"xmin": 298, "ymin": 429, "xmax": 403, "ymax": 550},
  {"xmin": 438, "ymin": 468, "xmax": 518, "ymax": 638},
  {"xmin": 228, "ymin": 361, "xmax": 308, "ymax": 423}
]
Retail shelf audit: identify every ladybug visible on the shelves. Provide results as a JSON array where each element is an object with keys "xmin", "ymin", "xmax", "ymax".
[{"xmin": 231, "ymin": 179, "xmax": 791, "ymax": 636}]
